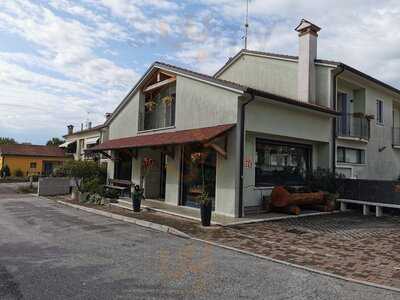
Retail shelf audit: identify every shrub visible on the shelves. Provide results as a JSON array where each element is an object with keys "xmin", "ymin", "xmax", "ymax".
[
  {"xmin": 17, "ymin": 184, "xmax": 37, "ymax": 194},
  {"xmin": 103, "ymin": 188, "xmax": 120, "ymax": 200},
  {"xmin": 59, "ymin": 160, "xmax": 107, "ymax": 192},
  {"xmin": 15, "ymin": 169, "xmax": 24, "ymax": 177},
  {"xmin": 1, "ymin": 165, "xmax": 10, "ymax": 177},
  {"xmin": 305, "ymin": 168, "xmax": 344, "ymax": 194}
]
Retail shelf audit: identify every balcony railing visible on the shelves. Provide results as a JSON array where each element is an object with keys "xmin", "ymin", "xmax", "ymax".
[
  {"xmin": 336, "ymin": 113, "xmax": 370, "ymax": 141},
  {"xmin": 393, "ymin": 127, "xmax": 400, "ymax": 147}
]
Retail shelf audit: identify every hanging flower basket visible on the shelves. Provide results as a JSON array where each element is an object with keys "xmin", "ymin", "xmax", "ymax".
[
  {"xmin": 162, "ymin": 95, "xmax": 173, "ymax": 106},
  {"xmin": 144, "ymin": 101, "xmax": 157, "ymax": 112}
]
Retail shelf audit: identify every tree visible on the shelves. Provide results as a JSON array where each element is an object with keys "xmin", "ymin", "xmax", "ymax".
[
  {"xmin": 0, "ymin": 137, "xmax": 17, "ymax": 145},
  {"xmin": 46, "ymin": 137, "xmax": 64, "ymax": 146}
]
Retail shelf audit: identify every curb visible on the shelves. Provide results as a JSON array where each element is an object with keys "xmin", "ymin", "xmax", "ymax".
[
  {"xmin": 56, "ymin": 200, "xmax": 190, "ymax": 239},
  {"xmin": 191, "ymin": 237, "xmax": 400, "ymax": 294}
]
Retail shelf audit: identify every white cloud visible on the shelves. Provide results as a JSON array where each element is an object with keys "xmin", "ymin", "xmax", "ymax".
[{"xmin": 0, "ymin": 0, "xmax": 399, "ymax": 143}]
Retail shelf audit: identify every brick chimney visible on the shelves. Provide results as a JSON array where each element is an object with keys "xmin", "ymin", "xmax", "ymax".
[
  {"xmin": 295, "ymin": 19, "xmax": 321, "ymax": 103},
  {"xmin": 67, "ymin": 125, "xmax": 74, "ymax": 135}
]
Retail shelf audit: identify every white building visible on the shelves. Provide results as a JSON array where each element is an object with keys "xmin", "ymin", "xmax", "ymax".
[{"xmin": 88, "ymin": 19, "xmax": 400, "ymax": 218}]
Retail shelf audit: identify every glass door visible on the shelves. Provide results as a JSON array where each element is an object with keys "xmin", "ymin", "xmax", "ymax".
[{"xmin": 181, "ymin": 144, "xmax": 216, "ymax": 210}]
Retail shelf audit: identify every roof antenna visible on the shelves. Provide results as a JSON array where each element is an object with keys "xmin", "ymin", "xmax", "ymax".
[{"xmin": 243, "ymin": 0, "xmax": 250, "ymax": 49}]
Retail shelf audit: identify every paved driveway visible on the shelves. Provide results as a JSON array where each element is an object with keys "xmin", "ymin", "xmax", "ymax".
[
  {"xmin": 0, "ymin": 194, "xmax": 399, "ymax": 299},
  {"xmin": 198, "ymin": 213, "xmax": 400, "ymax": 289}
]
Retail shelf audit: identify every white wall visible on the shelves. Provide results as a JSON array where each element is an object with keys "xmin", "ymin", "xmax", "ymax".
[
  {"xmin": 215, "ymin": 128, "xmax": 240, "ymax": 217},
  {"xmin": 246, "ymin": 99, "xmax": 333, "ymax": 143},
  {"xmin": 165, "ymin": 146, "xmax": 181, "ymax": 206},
  {"xmin": 174, "ymin": 75, "xmax": 239, "ymax": 130},
  {"xmin": 217, "ymin": 54, "xmax": 333, "ymax": 108},
  {"xmin": 109, "ymin": 92, "xmax": 141, "ymax": 139},
  {"xmin": 336, "ymin": 75, "xmax": 400, "ymax": 180}
]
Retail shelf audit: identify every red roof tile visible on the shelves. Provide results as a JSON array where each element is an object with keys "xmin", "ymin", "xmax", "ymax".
[
  {"xmin": 90, "ymin": 124, "xmax": 235, "ymax": 151},
  {"xmin": 0, "ymin": 144, "xmax": 69, "ymax": 157}
]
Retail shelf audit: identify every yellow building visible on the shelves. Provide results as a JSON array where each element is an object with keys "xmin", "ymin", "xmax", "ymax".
[{"xmin": 0, "ymin": 144, "xmax": 71, "ymax": 177}]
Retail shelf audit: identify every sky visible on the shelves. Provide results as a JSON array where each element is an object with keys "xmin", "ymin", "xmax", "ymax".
[{"xmin": 0, "ymin": 0, "xmax": 399, "ymax": 144}]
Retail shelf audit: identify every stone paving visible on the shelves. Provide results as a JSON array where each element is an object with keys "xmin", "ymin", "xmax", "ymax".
[{"xmin": 194, "ymin": 212, "xmax": 400, "ymax": 289}]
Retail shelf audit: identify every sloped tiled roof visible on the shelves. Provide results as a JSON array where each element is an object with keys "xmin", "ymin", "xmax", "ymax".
[
  {"xmin": 89, "ymin": 124, "xmax": 235, "ymax": 151},
  {"xmin": 0, "ymin": 144, "xmax": 69, "ymax": 157}
]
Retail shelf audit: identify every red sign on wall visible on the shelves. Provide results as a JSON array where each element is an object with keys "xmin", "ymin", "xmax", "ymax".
[{"xmin": 244, "ymin": 158, "xmax": 253, "ymax": 168}]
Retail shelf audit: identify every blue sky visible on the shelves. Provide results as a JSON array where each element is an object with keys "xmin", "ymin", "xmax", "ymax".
[{"xmin": 0, "ymin": 0, "xmax": 399, "ymax": 144}]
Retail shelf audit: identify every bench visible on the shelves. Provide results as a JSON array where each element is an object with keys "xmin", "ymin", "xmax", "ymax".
[
  {"xmin": 105, "ymin": 179, "xmax": 132, "ymax": 197},
  {"xmin": 337, "ymin": 199, "xmax": 400, "ymax": 217}
]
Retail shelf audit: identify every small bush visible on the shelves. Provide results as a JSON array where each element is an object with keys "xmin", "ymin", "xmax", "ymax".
[
  {"xmin": 1, "ymin": 165, "xmax": 10, "ymax": 177},
  {"xmin": 305, "ymin": 168, "xmax": 344, "ymax": 194},
  {"xmin": 103, "ymin": 188, "xmax": 120, "ymax": 200},
  {"xmin": 17, "ymin": 184, "xmax": 37, "ymax": 194},
  {"xmin": 59, "ymin": 160, "xmax": 107, "ymax": 192},
  {"xmin": 15, "ymin": 169, "xmax": 24, "ymax": 177}
]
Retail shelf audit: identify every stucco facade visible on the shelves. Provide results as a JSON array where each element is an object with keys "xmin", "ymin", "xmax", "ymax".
[{"xmin": 90, "ymin": 21, "xmax": 400, "ymax": 218}]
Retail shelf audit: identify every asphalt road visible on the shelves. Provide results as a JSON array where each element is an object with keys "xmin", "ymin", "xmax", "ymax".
[{"xmin": 0, "ymin": 187, "xmax": 399, "ymax": 299}]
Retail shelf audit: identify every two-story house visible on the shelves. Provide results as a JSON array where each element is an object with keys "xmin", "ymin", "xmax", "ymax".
[
  {"xmin": 60, "ymin": 119, "xmax": 109, "ymax": 164},
  {"xmin": 89, "ymin": 19, "xmax": 400, "ymax": 218}
]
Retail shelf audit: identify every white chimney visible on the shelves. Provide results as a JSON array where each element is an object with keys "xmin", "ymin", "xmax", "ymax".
[{"xmin": 295, "ymin": 19, "xmax": 321, "ymax": 103}]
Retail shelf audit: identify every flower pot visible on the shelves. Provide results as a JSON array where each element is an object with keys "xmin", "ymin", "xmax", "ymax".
[
  {"xmin": 71, "ymin": 188, "xmax": 79, "ymax": 201},
  {"xmin": 200, "ymin": 201, "xmax": 212, "ymax": 226},
  {"xmin": 131, "ymin": 191, "xmax": 142, "ymax": 212}
]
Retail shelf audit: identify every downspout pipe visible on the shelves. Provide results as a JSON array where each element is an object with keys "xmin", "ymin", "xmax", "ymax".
[
  {"xmin": 332, "ymin": 65, "xmax": 345, "ymax": 173},
  {"xmin": 238, "ymin": 92, "xmax": 255, "ymax": 218}
]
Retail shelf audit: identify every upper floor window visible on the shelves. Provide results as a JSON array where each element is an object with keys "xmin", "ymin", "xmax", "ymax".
[
  {"xmin": 376, "ymin": 99, "xmax": 384, "ymax": 125},
  {"xmin": 140, "ymin": 71, "xmax": 176, "ymax": 131}
]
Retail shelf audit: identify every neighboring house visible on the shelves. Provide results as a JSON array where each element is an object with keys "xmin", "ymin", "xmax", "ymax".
[
  {"xmin": 0, "ymin": 144, "xmax": 71, "ymax": 177},
  {"xmin": 88, "ymin": 19, "xmax": 400, "ymax": 218},
  {"xmin": 60, "ymin": 120, "xmax": 109, "ymax": 163}
]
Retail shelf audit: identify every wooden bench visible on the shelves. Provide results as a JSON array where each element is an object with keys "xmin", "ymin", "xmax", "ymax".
[
  {"xmin": 337, "ymin": 199, "xmax": 400, "ymax": 217},
  {"xmin": 105, "ymin": 179, "xmax": 132, "ymax": 197}
]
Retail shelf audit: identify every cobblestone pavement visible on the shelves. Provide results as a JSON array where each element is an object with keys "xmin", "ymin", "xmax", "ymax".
[{"xmin": 194, "ymin": 212, "xmax": 400, "ymax": 289}]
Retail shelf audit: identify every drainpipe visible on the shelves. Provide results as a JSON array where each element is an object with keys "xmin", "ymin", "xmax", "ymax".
[
  {"xmin": 332, "ymin": 65, "xmax": 345, "ymax": 173},
  {"xmin": 238, "ymin": 92, "xmax": 255, "ymax": 218}
]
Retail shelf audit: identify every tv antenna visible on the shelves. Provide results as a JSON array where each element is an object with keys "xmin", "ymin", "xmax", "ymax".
[{"xmin": 244, "ymin": 0, "xmax": 250, "ymax": 49}]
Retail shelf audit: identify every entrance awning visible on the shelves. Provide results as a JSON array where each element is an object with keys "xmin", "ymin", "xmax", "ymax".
[
  {"xmin": 85, "ymin": 136, "xmax": 100, "ymax": 146},
  {"xmin": 89, "ymin": 124, "xmax": 235, "ymax": 152},
  {"xmin": 59, "ymin": 140, "xmax": 76, "ymax": 148}
]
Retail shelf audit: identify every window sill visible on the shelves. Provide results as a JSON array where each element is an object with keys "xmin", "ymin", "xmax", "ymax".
[
  {"xmin": 336, "ymin": 162, "xmax": 367, "ymax": 167},
  {"xmin": 138, "ymin": 126, "xmax": 176, "ymax": 134}
]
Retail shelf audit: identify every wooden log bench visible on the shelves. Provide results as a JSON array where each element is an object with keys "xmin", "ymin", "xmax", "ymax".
[
  {"xmin": 337, "ymin": 199, "xmax": 400, "ymax": 217},
  {"xmin": 105, "ymin": 179, "xmax": 132, "ymax": 197}
]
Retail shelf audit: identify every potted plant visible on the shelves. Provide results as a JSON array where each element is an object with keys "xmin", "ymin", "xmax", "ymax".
[
  {"xmin": 132, "ymin": 157, "xmax": 154, "ymax": 212},
  {"xmin": 162, "ymin": 95, "xmax": 173, "ymax": 106},
  {"xmin": 191, "ymin": 151, "xmax": 212, "ymax": 226},
  {"xmin": 131, "ymin": 184, "xmax": 144, "ymax": 212},
  {"xmin": 199, "ymin": 191, "xmax": 212, "ymax": 226},
  {"xmin": 144, "ymin": 100, "xmax": 157, "ymax": 112}
]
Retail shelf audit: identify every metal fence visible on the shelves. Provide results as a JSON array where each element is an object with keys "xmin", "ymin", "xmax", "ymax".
[{"xmin": 338, "ymin": 179, "xmax": 400, "ymax": 205}]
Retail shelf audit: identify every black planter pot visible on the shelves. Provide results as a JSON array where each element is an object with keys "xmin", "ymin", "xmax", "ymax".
[
  {"xmin": 200, "ymin": 201, "xmax": 212, "ymax": 226},
  {"xmin": 132, "ymin": 192, "xmax": 142, "ymax": 212}
]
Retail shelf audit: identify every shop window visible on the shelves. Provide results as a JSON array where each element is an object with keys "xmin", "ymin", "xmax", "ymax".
[{"xmin": 255, "ymin": 139, "xmax": 312, "ymax": 187}]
